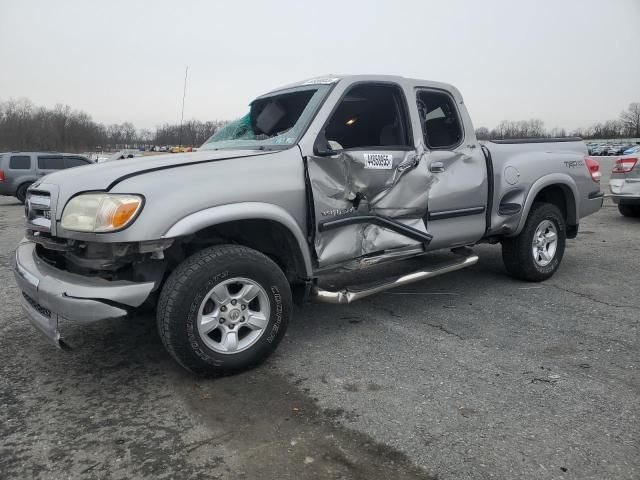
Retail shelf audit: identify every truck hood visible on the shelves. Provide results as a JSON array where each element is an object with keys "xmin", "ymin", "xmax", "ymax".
[{"xmin": 33, "ymin": 149, "xmax": 273, "ymax": 211}]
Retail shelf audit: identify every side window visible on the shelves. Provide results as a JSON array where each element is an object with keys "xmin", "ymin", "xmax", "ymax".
[
  {"xmin": 9, "ymin": 155, "xmax": 31, "ymax": 170},
  {"xmin": 65, "ymin": 156, "xmax": 91, "ymax": 168},
  {"xmin": 323, "ymin": 84, "xmax": 412, "ymax": 150},
  {"xmin": 416, "ymin": 90, "xmax": 463, "ymax": 149},
  {"xmin": 37, "ymin": 156, "xmax": 65, "ymax": 170}
]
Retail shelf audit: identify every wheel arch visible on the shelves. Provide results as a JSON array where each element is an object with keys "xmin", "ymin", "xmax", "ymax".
[
  {"xmin": 514, "ymin": 175, "xmax": 578, "ymax": 237},
  {"xmin": 162, "ymin": 202, "xmax": 313, "ymax": 279}
]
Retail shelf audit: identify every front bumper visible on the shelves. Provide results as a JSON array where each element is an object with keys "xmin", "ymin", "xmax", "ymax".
[{"xmin": 13, "ymin": 240, "xmax": 156, "ymax": 347}]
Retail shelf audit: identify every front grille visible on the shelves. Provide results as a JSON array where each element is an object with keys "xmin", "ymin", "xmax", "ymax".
[
  {"xmin": 25, "ymin": 190, "xmax": 52, "ymax": 233},
  {"xmin": 22, "ymin": 292, "xmax": 52, "ymax": 318}
]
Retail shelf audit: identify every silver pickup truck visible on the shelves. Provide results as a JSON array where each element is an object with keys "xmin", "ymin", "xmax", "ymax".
[{"xmin": 13, "ymin": 75, "xmax": 604, "ymax": 375}]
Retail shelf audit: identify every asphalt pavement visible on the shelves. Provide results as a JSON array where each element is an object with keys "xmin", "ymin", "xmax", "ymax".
[{"xmin": 0, "ymin": 169, "xmax": 638, "ymax": 479}]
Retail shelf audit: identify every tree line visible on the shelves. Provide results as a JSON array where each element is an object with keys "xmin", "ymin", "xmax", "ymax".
[
  {"xmin": 476, "ymin": 103, "xmax": 640, "ymax": 140},
  {"xmin": 2, "ymin": 98, "xmax": 639, "ymax": 152},
  {"xmin": 0, "ymin": 98, "xmax": 226, "ymax": 152}
]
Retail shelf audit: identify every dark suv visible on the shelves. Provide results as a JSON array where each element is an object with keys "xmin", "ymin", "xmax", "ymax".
[{"xmin": 0, "ymin": 152, "xmax": 94, "ymax": 203}]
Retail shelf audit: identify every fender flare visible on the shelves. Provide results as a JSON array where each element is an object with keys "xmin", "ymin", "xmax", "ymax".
[
  {"xmin": 162, "ymin": 202, "xmax": 313, "ymax": 277},
  {"xmin": 514, "ymin": 174, "xmax": 579, "ymax": 236}
]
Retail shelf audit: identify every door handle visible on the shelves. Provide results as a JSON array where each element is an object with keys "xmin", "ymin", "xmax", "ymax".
[{"xmin": 430, "ymin": 161, "xmax": 445, "ymax": 173}]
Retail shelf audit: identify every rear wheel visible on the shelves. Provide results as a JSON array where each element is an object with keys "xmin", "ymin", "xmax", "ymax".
[
  {"xmin": 618, "ymin": 204, "xmax": 640, "ymax": 217},
  {"xmin": 15, "ymin": 182, "xmax": 32, "ymax": 204},
  {"xmin": 157, "ymin": 244, "xmax": 291, "ymax": 376},
  {"xmin": 501, "ymin": 202, "xmax": 566, "ymax": 282}
]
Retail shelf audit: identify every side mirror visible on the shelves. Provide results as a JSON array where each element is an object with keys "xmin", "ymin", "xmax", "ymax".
[{"xmin": 313, "ymin": 131, "xmax": 337, "ymax": 157}]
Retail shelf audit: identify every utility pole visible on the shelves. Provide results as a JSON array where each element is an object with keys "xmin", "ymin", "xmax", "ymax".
[{"xmin": 178, "ymin": 66, "xmax": 188, "ymax": 147}]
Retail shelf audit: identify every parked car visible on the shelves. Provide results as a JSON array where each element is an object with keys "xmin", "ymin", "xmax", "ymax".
[
  {"xmin": 169, "ymin": 146, "xmax": 193, "ymax": 153},
  {"xmin": 13, "ymin": 75, "xmax": 603, "ymax": 376},
  {"xmin": 622, "ymin": 145, "xmax": 640, "ymax": 155},
  {"xmin": 609, "ymin": 153, "xmax": 640, "ymax": 217},
  {"xmin": 0, "ymin": 152, "xmax": 94, "ymax": 203},
  {"xmin": 100, "ymin": 149, "xmax": 142, "ymax": 162},
  {"xmin": 612, "ymin": 145, "xmax": 627, "ymax": 155}
]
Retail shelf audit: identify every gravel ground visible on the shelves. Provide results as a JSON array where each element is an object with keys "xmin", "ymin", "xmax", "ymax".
[{"xmin": 1, "ymin": 174, "xmax": 638, "ymax": 479}]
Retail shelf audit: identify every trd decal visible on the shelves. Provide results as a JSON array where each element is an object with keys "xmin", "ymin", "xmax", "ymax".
[{"xmin": 564, "ymin": 160, "xmax": 584, "ymax": 168}]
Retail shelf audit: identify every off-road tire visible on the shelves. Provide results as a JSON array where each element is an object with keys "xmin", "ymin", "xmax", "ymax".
[
  {"xmin": 618, "ymin": 204, "xmax": 640, "ymax": 217},
  {"xmin": 157, "ymin": 244, "xmax": 291, "ymax": 376},
  {"xmin": 15, "ymin": 182, "xmax": 32, "ymax": 204},
  {"xmin": 501, "ymin": 202, "xmax": 566, "ymax": 282}
]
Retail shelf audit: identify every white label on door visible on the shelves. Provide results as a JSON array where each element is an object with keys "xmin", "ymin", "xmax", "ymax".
[{"xmin": 363, "ymin": 153, "xmax": 393, "ymax": 169}]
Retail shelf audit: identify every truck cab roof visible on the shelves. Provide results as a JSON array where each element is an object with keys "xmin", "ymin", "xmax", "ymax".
[{"xmin": 264, "ymin": 75, "xmax": 464, "ymax": 103}]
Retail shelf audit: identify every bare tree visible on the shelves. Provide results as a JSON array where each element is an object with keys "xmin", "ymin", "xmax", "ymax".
[
  {"xmin": 620, "ymin": 103, "xmax": 640, "ymax": 138},
  {"xmin": 121, "ymin": 122, "xmax": 137, "ymax": 147},
  {"xmin": 153, "ymin": 119, "xmax": 224, "ymax": 147},
  {"xmin": 138, "ymin": 128, "xmax": 154, "ymax": 146},
  {"xmin": 4, "ymin": 96, "xmax": 634, "ymax": 153},
  {"xmin": 475, "ymin": 126, "xmax": 490, "ymax": 140}
]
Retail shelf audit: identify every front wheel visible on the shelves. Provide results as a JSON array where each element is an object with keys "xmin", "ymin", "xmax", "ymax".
[
  {"xmin": 157, "ymin": 245, "xmax": 291, "ymax": 376},
  {"xmin": 501, "ymin": 202, "xmax": 566, "ymax": 282},
  {"xmin": 15, "ymin": 182, "xmax": 32, "ymax": 204}
]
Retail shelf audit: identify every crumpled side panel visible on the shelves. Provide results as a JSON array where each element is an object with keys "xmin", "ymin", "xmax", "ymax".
[{"xmin": 308, "ymin": 151, "xmax": 434, "ymax": 266}]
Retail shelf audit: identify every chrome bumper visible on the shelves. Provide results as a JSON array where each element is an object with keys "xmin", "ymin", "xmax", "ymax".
[{"xmin": 13, "ymin": 240, "xmax": 156, "ymax": 347}]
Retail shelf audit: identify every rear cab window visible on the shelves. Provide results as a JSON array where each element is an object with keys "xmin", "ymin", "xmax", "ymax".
[
  {"xmin": 9, "ymin": 155, "xmax": 32, "ymax": 170},
  {"xmin": 416, "ymin": 89, "xmax": 463, "ymax": 149},
  {"xmin": 37, "ymin": 155, "xmax": 65, "ymax": 170}
]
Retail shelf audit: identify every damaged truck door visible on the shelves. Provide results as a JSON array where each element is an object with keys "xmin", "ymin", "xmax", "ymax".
[
  {"xmin": 307, "ymin": 82, "xmax": 431, "ymax": 267},
  {"xmin": 415, "ymin": 88, "xmax": 488, "ymax": 249},
  {"xmin": 306, "ymin": 81, "xmax": 487, "ymax": 267}
]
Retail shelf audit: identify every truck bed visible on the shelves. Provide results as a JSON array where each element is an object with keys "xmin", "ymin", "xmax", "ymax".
[{"xmin": 482, "ymin": 138, "xmax": 598, "ymax": 237}]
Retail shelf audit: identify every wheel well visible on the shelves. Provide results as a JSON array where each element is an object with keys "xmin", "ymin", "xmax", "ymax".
[
  {"xmin": 531, "ymin": 184, "xmax": 576, "ymax": 228},
  {"xmin": 17, "ymin": 181, "xmax": 33, "ymax": 192},
  {"xmin": 15, "ymin": 181, "xmax": 33, "ymax": 201},
  {"xmin": 170, "ymin": 219, "xmax": 309, "ymax": 283}
]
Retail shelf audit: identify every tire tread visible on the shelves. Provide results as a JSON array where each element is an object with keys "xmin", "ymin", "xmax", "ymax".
[
  {"xmin": 157, "ymin": 244, "xmax": 290, "ymax": 376},
  {"xmin": 501, "ymin": 202, "xmax": 566, "ymax": 282},
  {"xmin": 618, "ymin": 204, "xmax": 640, "ymax": 217}
]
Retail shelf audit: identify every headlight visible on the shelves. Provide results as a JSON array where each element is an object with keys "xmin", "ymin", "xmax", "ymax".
[{"xmin": 61, "ymin": 193, "xmax": 143, "ymax": 232}]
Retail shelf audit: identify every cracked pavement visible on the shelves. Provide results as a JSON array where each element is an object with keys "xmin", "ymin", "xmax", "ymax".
[{"xmin": 1, "ymin": 188, "xmax": 638, "ymax": 479}]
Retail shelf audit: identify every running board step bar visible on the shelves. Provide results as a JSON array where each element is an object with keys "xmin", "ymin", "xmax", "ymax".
[{"xmin": 311, "ymin": 251, "xmax": 479, "ymax": 304}]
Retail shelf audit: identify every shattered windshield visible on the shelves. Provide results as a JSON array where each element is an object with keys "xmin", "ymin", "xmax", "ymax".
[{"xmin": 201, "ymin": 85, "xmax": 330, "ymax": 151}]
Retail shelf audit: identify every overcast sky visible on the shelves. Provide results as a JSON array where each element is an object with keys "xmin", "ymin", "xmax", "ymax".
[{"xmin": 1, "ymin": 0, "xmax": 638, "ymax": 131}]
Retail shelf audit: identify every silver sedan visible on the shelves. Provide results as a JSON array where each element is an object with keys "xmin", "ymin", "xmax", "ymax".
[{"xmin": 609, "ymin": 152, "xmax": 640, "ymax": 217}]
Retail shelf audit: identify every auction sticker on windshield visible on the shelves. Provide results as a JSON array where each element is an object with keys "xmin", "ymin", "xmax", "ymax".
[{"xmin": 364, "ymin": 153, "xmax": 393, "ymax": 169}]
